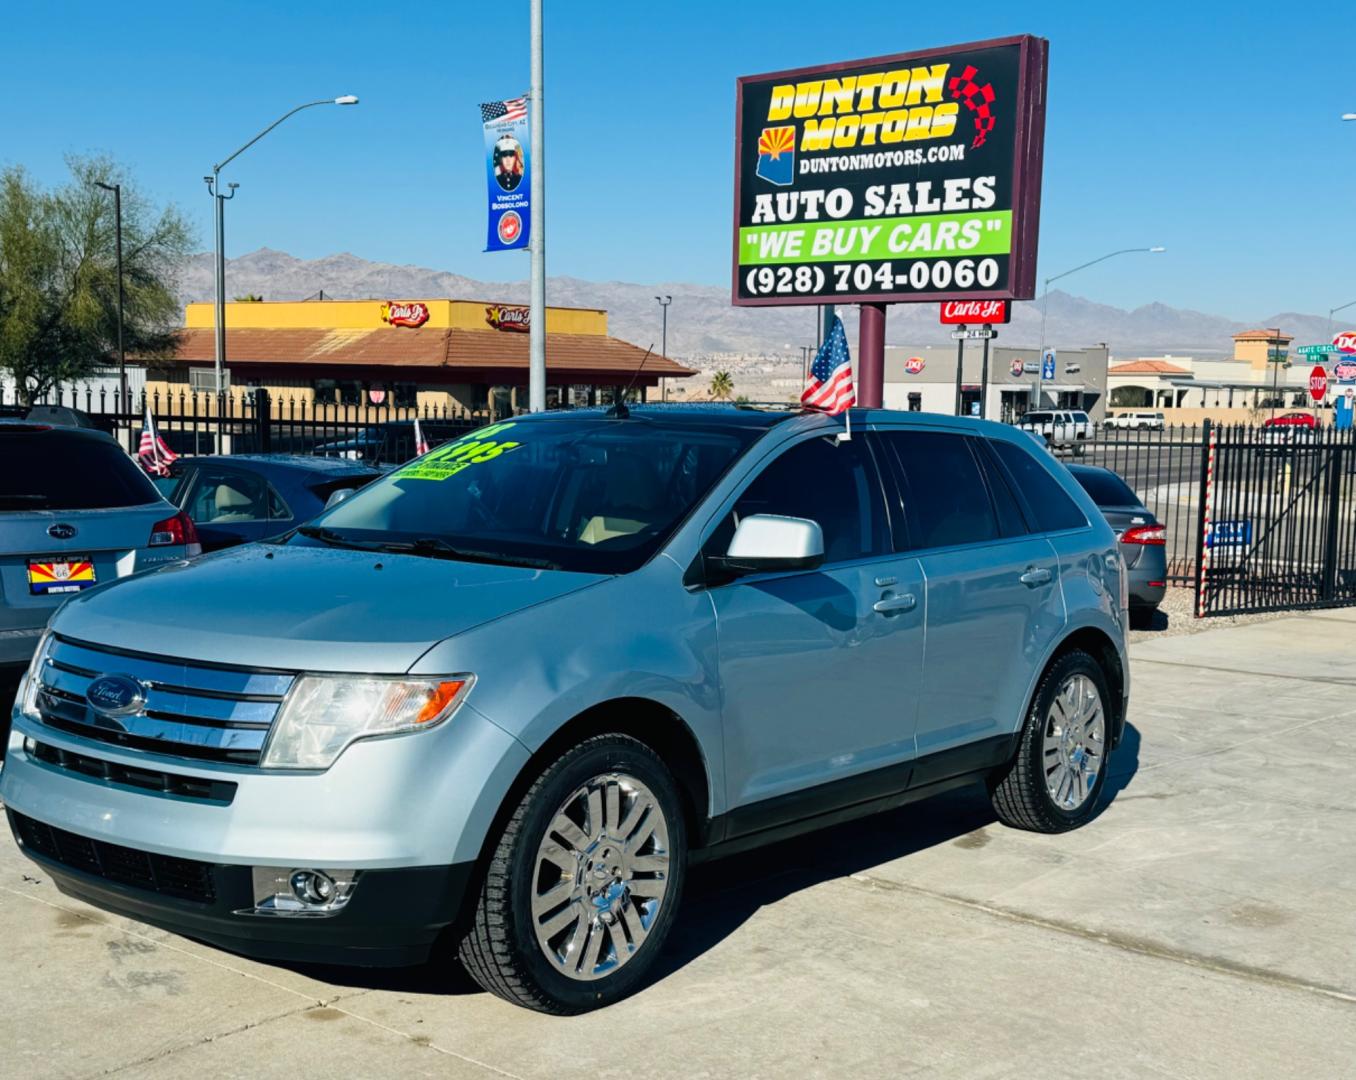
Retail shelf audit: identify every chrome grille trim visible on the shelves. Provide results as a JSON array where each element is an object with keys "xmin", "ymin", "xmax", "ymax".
[{"xmin": 35, "ymin": 635, "xmax": 296, "ymax": 766}]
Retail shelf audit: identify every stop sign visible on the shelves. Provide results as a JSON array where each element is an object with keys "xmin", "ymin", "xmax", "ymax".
[{"xmin": 1310, "ymin": 365, "xmax": 1329, "ymax": 402}]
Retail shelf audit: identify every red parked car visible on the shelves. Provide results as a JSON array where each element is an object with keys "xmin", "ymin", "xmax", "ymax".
[{"xmin": 1261, "ymin": 412, "xmax": 1320, "ymax": 455}]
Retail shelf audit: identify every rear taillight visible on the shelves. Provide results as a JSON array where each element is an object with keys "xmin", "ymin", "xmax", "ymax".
[
  {"xmin": 1121, "ymin": 524, "xmax": 1166, "ymax": 546},
  {"xmin": 150, "ymin": 511, "xmax": 200, "ymax": 549}
]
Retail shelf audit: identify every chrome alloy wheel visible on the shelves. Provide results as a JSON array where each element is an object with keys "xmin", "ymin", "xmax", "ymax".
[
  {"xmin": 530, "ymin": 772, "xmax": 671, "ymax": 981},
  {"xmin": 1042, "ymin": 673, "xmax": 1106, "ymax": 811}
]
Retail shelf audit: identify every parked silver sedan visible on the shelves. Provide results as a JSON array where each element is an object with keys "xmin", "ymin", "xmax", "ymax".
[{"xmin": 0, "ymin": 422, "xmax": 200, "ymax": 671}]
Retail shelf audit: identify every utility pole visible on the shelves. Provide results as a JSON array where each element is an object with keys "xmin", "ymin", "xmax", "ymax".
[
  {"xmin": 655, "ymin": 295, "xmax": 672, "ymax": 402},
  {"xmin": 94, "ymin": 181, "xmax": 128, "ymax": 447},
  {"xmin": 528, "ymin": 0, "xmax": 546, "ymax": 412}
]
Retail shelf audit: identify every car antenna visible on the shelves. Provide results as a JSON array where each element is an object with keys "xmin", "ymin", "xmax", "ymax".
[{"xmin": 606, "ymin": 344, "xmax": 654, "ymax": 419}]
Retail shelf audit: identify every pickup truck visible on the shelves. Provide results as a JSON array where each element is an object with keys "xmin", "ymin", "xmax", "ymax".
[{"xmin": 1016, "ymin": 410, "xmax": 1094, "ymax": 455}]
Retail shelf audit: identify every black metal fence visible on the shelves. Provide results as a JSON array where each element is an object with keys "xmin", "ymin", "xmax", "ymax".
[
  {"xmin": 3, "ymin": 385, "xmax": 494, "ymax": 465},
  {"xmin": 1197, "ymin": 422, "xmax": 1356, "ymax": 616},
  {"xmin": 1084, "ymin": 424, "xmax": 1204, "ymax": 585}
]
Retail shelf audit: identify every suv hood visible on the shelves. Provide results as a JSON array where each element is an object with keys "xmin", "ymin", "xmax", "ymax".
[{"xmin": 51, "ymin": 542, "xmax": 605, "ymax": 673}]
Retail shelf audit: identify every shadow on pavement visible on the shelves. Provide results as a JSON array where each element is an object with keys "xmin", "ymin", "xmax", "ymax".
[{"xmin": 275, "ymin": 727, "xmax": 1143, "ymax": 997}]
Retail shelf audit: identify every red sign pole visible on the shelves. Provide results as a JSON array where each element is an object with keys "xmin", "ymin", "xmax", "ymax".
[{"xmin": 859, "ymin": 304, "xmax": 886, "ymax": 408}]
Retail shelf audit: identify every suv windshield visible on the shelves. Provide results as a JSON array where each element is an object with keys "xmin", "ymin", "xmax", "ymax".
[
  {"xmin": 0, "ymin": 430, "xmax": 161, "ymax": 510},
  {"xmin": 302, "ymin": 417, "xmax": 761, "ymax": 573}
]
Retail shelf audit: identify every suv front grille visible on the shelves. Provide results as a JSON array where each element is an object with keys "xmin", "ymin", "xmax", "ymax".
[
  {"xmin": 33, "ymin": 635, "xmax": 294, "ymax": 767},
  {"xmin": 10, "ymin": 811, "xmax": 217, "ymax": 904},
  {"xmin": 27, "ymin": 740, "xmax": 238, "ymax": 803}
]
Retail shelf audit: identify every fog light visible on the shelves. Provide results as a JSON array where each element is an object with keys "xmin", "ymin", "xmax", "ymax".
[{"xmin": 244, "ymin": 867, "xmax": 358, "ymax": 917}]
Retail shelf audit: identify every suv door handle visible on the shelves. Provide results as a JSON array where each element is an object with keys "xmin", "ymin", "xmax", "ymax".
[
  {"xmin": 873, "ymin": 592, "xmax": 917, "ymax": 614},
  {"xmin": 1019, "ymin": 567, "xmax": 1053, "ymax": 587}
]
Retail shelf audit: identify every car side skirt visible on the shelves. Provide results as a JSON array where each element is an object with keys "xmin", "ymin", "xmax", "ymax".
[{"xmin": 692, "ymin": 734, "xmax": 1016, "ymax": 862}]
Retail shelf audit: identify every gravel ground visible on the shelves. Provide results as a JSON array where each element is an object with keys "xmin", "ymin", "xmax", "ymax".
[{"xmin": 1129, "ymin": 585, "xmax": 1293, "ymax": 642}]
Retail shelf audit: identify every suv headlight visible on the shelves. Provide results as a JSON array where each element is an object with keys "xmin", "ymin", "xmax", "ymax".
[
  {"xmin": 262, "ymin": 674, "xmax": 474, "ymax": 769},
  {"xmin": 18, "ymin": 630, "xmax": 53, "ymax": 721}
]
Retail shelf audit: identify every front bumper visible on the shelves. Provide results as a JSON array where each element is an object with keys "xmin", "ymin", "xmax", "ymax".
[
  {"xmin": 8, "ymin": 808, "xmax": 472, "ymax": 966},
  {"xmin": 2, "ymin": 695, "xmax": 531, "ymax": 965}
]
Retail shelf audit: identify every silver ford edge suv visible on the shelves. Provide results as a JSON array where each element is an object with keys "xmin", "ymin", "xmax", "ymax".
[{"xmin": 4, "ymin": 407, "xmax": 1129, "ymax": 1013}]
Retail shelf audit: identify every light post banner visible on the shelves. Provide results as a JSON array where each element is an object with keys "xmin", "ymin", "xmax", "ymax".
[{"xmin": 480, "ymin": 96, "xmax": 530, "ymax": 251}]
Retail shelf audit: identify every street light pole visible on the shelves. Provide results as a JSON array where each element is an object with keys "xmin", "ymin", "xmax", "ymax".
[
  {"xmin": 206, "ymin": 95, "xmax": 359, "ymax": 401},
  {"xmin": 655, "ymin": 295, "xmax": 671, "ymax": 402},
  {"xmin": 1327, "ymin": 298, "xmax": 1356, "ymax": 341},
  {"xmin": 94, "ymin": 181, "xmax": 127, "ymax": 445},
  {"xmin": 1036, "ymin": 246, "xmax": 1165, "ymax": 407},
  {"xmin": 1270, "ymin": 326, "xmax": 1284, "ymax": 421}
]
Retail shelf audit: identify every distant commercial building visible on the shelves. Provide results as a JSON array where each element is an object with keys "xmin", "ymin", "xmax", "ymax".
[
  {"xmin": 1108, "ymin": 330, "xmax": 1330, "ymax": 422},
  {"xmin": 147, "ymin": 298, "xmax": 693, "ymax": 413},
  {"xmin": 883, "ymin": 342, "xmax": 1110, "ymax": 421}
]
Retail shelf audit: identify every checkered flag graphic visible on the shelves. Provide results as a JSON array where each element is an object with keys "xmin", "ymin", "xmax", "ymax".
[{"xmin": 948, "ymin": 66, "xmax": 996, "ymax": 149}]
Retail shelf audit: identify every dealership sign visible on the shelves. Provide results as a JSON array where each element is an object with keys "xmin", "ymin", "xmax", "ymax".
[
  {"xmin": 733, "ymin": 35, "xmax": 1049, "ymax": 307},
  {"xmin": 485, "ymin": 304, "xmax": 531, "ymax": 333},
  {"xmin": 381, "ymin": 301, "xmax": 430, "ymax": 328},
  {"xmin": 939, "ymin": 298, "xmax": 1011, "ymax": 324}
]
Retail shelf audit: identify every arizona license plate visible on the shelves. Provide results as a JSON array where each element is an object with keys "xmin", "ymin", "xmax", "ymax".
[{"xmin": 28, "ymin": 556, "xmax": 96, "ymax": 595}]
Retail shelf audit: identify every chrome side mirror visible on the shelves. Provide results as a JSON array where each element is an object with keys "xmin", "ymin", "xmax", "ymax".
[{"xmin": 715, "ymin": 514, "xmax": 824, "ymax": 576}]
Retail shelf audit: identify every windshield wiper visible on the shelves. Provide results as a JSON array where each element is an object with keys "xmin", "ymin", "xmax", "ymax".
[
  {"xmin": 296, "ymin": 525, "xmax": 388, "ymax": 552},
  {"xmin": 375, "ymin": 536, "xmax": 563, "ymax": 571}
]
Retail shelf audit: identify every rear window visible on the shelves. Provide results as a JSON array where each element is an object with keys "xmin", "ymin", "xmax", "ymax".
[
  {"xmin": 1070, "ymin": 469, "xmax": 1141, "ymax": 508},
  {"xmin": 0, "ymin": 431, "xmax": 161, "ymax": 510},
  {"xmin": 1022, "ymin": 412, "xmax": 1052, "ymax": 424},
  {"xmin": 988, "ymin": 438, "xmax": 1088, "ymax": 533}
]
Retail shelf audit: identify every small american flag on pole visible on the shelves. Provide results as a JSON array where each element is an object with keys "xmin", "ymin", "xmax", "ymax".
[
  {"xmin": 802, "ymin": 316, "xmax": 856, "ymax": 416},
  {"xmin": 138, "ymin": 404, "xmax": 177, "ymax": 477},
  {"xmin": 480, "ymin": 97, "xmax": 527, "ymax": 123},
  {"xmin": 413, "ymin": 416, "xmax": 430, "ymax": 456}
]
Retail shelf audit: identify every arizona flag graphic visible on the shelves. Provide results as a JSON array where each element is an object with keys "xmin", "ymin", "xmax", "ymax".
[
  {"xmin": 28, "ymin": 560, "xmax": 95, "ymax": 595},
  {"xmin": 755, "ymin": 126, "xmax": 795, "ymax": 186}
]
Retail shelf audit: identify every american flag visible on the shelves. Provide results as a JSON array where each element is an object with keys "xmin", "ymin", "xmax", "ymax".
[
  {"xmin": 413, "ymin": 416, "xmax": 430, "ymax": 456},
  {"xmin": 480, "ymin": 97, "xmax": 527, "ymax": 123},
  {"xmin": 802, "ymin": 316, "xmax": 856, "ymax": 416},
  {"xmin": 138, "ymin": 404, "xmax": 178, "ymax": 477}
]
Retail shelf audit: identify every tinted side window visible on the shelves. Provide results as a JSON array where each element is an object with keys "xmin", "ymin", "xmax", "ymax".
[
  {"xmin": 990, "ymin": 439, "xmax": 1089, "ymax": 533},
  {"xmin": 879, "ymin": 431, "xmax": 998, "ymax": 550},
  {"xmin": 718, "ymin": 436, "xmax": 887, "ymax": 564}
]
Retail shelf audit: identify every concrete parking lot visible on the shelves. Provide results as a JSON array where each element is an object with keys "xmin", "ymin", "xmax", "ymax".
[{"xmin": 3, "ymin": 611, "xmax": 1355, "ymax": 1079}]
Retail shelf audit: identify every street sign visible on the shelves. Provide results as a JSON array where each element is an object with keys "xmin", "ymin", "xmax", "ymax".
[
  {"xmin": 940, "ymin": 300, "xmax": 1012, "ymax": 325},
  {"xmin": 1207, "ymin": 520, "xmax": 1252, "ymax": 549},
  {"xmin": 1296, "ymin": 344, "xmax": 1336, "ymax": 357},
  {"xmin": 1041, "ymin": 349, "xmax": 1056, "ymax": 380},
  {"xmin": 951, "ymin": 327, "xmax": 998, "ymax": 340},
  {"xmin": 1310, "ymin": 365, "xmax": 1328, "ymax": 402}
]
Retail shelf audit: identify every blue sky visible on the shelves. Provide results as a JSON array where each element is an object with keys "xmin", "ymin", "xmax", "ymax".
[{"xmin": 3, "ymin": 1, "xmax": 1353, "ymax": 320}]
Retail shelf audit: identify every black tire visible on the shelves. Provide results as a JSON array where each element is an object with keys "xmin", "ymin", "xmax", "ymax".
[
  {"xmin": 458, "ymin": 733, "xmax": 687, "ymax": 1014},
  {"xmin": 990, "ymin": 650, "xmax": 1112, "ymax": 833}
]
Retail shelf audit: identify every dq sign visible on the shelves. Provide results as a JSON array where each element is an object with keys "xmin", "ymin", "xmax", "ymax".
[
  {"xmin": 1332, "ymin": 330, "xmax": 1356, "ymax": 355},
  {"xmin": 904, "ymin": 356, "xmax": 926, "ymax": 374}
]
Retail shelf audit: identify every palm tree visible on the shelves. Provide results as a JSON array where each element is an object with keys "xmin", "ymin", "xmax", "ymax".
[{"xmin": 710, "ymin": 371, "xmax": 734, "ymax": 400}]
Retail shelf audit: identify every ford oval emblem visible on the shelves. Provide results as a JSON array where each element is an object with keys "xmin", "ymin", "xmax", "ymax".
[
  {"xmin": 85, "ymin": 674, "xmax": 146, "ymax": 718},
  {"xmin": 48, "ymin": 523, "xmax": 77, "ymax": 540}
]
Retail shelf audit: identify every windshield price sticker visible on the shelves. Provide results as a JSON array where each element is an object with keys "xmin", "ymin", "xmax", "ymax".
[
  {"xmin": 733, "ymin": 36, "xmax": 1048, "ymax": 306},
  {"xmin": 396, "ymin": 422, "xmax": 521, "ymax": 481}
]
